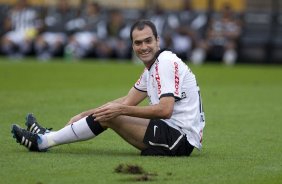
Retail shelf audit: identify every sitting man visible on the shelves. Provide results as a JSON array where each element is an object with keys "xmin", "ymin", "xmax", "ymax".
[{"xmin": 11, "ymin": 20, "xmax": 205, "ymax": 156}]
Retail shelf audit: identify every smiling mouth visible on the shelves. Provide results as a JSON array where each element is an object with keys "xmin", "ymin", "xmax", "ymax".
[{"xmin": 140, "ymin": 51, "xmax": 150, "ymax": 57}]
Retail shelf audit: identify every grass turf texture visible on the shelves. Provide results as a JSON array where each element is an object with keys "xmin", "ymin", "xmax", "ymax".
[{"xmin": 0, "ymin": 58, "xmax": 282, "ymax": 184}]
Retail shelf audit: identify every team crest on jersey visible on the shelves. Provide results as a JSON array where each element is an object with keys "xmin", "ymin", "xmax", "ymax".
[{"xmin": 181, "ymin": 92, "xmax": 186, "ymax": 99}]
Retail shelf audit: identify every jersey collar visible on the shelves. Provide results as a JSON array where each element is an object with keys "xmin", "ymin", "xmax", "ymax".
[{"xmin": 147, "ymin": 48, "xmax": 168, "ymax": 71}]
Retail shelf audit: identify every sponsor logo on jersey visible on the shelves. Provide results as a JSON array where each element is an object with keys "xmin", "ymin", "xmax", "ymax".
[
  {"xmin": 155, "ymin": 64, "xmax": 161, "ymax": 94},
  {"xmin": 174, "ymin": 62, "xmax": 179, "ymax": 95}
]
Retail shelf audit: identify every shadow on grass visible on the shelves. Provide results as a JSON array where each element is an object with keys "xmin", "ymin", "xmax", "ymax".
[
  {"xmin": 45, "ymin": 146, "xmax": 139, "ymax": 157},
  {"xmin": 9, "ymin": 145, "xmax": 208, "ymax": 159}
]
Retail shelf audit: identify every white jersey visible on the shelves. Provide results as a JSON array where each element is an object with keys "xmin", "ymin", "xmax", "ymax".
[{"xmin": 134, "ymin": 50, "xmax": 205, "ymax": 149}]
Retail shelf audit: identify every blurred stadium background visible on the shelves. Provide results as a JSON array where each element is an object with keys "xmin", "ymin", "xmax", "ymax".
[
  {"xmin": 1, "ymin": 2, "xmax": 282, "ymax": 183},
  {"xmin": 0, "ymin": 0, "xmax": 281, "ymax": 64}
]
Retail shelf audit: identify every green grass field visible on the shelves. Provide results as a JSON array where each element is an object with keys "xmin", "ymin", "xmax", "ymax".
[{"xmin": 0, "ymin": 58, "xmax": 282, "ymax": 184}]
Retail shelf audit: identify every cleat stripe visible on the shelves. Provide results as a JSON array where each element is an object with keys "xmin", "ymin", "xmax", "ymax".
[
  {"xmin": 21, "ymin": 137, "xmax": 25, "ymax": 144},
  {"xmin": 36, "ymin": 129, "xmax": 40, "ymax": 134},
  {"xmin": 33, "ymin": 126, "xmax": 38, "ymax": 133},
  {"xmin": 30, "ymin": 123, "xmax": 36, "ymax": 131},
  {"xmin": 28, "ymin": 141, "xmax": 32, "ymax": 149},
  {"xmin": 24, "ymin": 139, "xmax": 28, "ymax": 146}
]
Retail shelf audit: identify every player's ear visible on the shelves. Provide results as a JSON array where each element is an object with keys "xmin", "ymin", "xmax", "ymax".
[{"xmin": 156, "ymin": 36, "xmax": 160, "ymax": 49}]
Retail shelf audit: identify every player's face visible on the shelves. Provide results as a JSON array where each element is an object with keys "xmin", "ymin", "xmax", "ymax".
[{"xmin": 132, "ymin": 26, "xmax": 160, "ymax": 67}]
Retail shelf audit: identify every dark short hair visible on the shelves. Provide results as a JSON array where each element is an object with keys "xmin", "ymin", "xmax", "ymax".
[{"xmin": 130, "ymin": 19, "xmax": 158, "ymax": 41}]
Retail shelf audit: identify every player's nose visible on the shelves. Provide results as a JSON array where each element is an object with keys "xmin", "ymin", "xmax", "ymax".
[{"xmin": 140, "ymin": 42, "xmax": 148, "ymax": 50}]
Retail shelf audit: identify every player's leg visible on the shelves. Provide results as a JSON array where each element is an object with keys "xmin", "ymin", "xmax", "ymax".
[
  {"xmin": 11, "ymin": 114, "xmax": 105, "ymax": 151},
  {"xmin": 12, "ymin": 114, "xmax": 149, "ymax": 152},
  {"xmin": 38, "ymin": 116, "xmax": 102, "ymax": 149},
  {"xmin": 100, "ymin": 116, "xmax": 150, "ymax": 150},
  {"xmin": 39, "ymin": 115, "xmax": 149, "ymax": 150}
]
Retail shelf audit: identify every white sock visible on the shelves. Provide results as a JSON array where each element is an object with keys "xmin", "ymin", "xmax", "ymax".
[
  {"xmin": 38, "ymin": 117, "xmax": 95, "ymax": 150},
  {"xmin": 191, "ymin": 48, "xmax": 205, "ymax": 65},
  {"xmin": 223, "ymin": 49, "xmax": 237, "ymax": 65}
]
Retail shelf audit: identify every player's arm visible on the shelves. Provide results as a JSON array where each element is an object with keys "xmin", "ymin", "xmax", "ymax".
[
  {"xmin": 120, "ymin": 87, "xmax": 147, "ymax": 106},
  {"xmin": 94, "ymin": 95, "xmax": 175, "ymax": 122},
  {"xmin": 97, "ymin": 87, "xmax": 146, "ymax": 106},
  {"xmin": 122, "ymin": 96, "xmax": 175, "ymax": 119},
  {"xmin": 66, "ymin": 87, "xmax": 146, "ymax": 125}
]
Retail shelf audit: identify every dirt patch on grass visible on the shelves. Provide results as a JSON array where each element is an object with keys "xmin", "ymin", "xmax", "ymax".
[
  {"xmin": 115, "ymin": 164, "xmax": 158, "ymax": 182},
  {"xmin": 115, "ymin": 164, "xmax": 145, "ymax": 174}
]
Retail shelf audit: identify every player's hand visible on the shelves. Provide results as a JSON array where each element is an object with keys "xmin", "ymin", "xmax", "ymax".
[
  {"xmin": 66, "ymin": 114, "xmax": 84, "ymax": 126},
  {"xmin": 93, "ymin": 102, "xmax": 123, "ymax": 122}
]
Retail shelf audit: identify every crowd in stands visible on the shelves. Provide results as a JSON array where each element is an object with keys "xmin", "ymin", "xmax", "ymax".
[{"xmin": 0, "ymin": 0, "xmax": 243, "ymax": 65}]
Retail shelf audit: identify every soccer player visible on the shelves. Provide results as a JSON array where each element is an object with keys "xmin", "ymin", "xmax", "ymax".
[{"xmin": 11, "ymin": 20, "xmax": 205, "ymax": 156}]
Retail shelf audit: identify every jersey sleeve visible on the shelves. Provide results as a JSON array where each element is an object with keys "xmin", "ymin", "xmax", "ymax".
[
  {"xmin": 157, "ymin": 53, "xmax": 182, "ymax": 100},
  {"xmin": 134, "ymin": 68, "xmax": 147, "ymax": 92}
]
